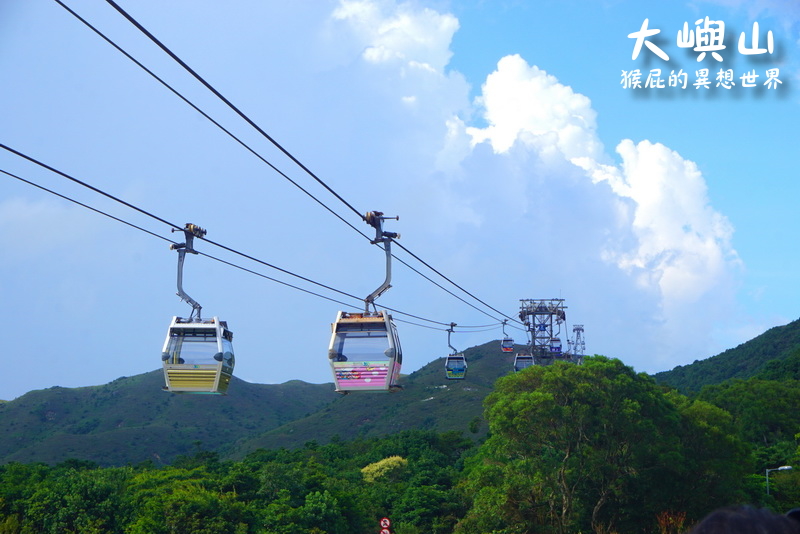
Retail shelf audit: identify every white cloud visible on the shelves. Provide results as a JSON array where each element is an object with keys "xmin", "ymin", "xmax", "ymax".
[
  {"xmin": 460, "ymin": 54, "xmax": 741, "ymax": 368},
  {"xmin": 610, "ymin": 140, "xmax": 738, "ymax": 302},
  {"xmin": 466, "ymin": 54, "xmax": 604, "ymax": 162},
  {"xmin": 332, "ymin": 0, "xmax": 459, "ymax": 72}
]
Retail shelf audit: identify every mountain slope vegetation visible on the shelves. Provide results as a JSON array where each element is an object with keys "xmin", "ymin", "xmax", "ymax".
[
  {"xmin": 653, "ymin": 317, "xmax": 800, "ymax": 393},
  {"xmin": 4, "ymin": 315, "xmax": 800, "ymax": 468},
  {"xmin": 0, "ymin": 341, "xmax": 515, "ymax": 466},
  {"xmin": 0, "ymin": 371, "xmax": 338, "ymax": 466}
]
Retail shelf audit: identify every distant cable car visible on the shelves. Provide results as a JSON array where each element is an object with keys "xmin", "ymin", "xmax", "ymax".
[
  {"xmin": 445, "ymin": 354, "xmax": 467, "ymax": 379},
  {"xmin": 329, "ymin": 212, "xmax": 402, "ymax": 393},
  {"xmin": 500, "ymin": 320, "xmax": 514, "ymax": 353},
  {"xmin": 444, "ymin": 323, "xmax": 467, "ymax": 380},
  {"xmin": 513, "ymin": 352, "xmax": 534, "ymax": 372},
  {"xmin": 328, "ymin": 310, "xmax": 402, "ymax": 393},
  {"xmin": 162, "ymin": 224, "xmax": 235, "ymax": 394},
  {"xmin": 550, "ymin": 337, "xmax": 562, "ymax": 354}
]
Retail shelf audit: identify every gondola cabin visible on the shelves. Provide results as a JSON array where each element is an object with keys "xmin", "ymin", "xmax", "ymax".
[
  {"xmin": 161, "ymin": 316, "xmax": 235, "ymax": 394},
  {"xmin": 328, "ymin": 310, "xmax": 402, "ymax": 393},
  {"xmin": 500, "ymin": 336, "xmax": 514, "ymax": 353},
  {"xmin": 514, "ymin": 352, "xmax": 534, "ymax": 372},
  {"xmin": 445, "ymin": 354, "xmax": 467, "ymax": 380},
  {"xmin": 550, "ymin": 337, "xmax": 562, "ymax": 354}
]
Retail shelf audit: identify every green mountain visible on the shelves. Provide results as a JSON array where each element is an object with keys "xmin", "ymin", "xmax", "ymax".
[
  {"xmin": 0, "ymin": 371, "xmax": 338, "ymax": 466},
  {"xmin": 227, "ymin": 340, "xmax": 513, "ymax": 456},
  {"xmin": 0, "ymin": 340, "xmax": 516, "ymax": 466},
  {"xmin": 653, "ymin": 317, "xmax": 800, "ymax": 393},
  {"xmin": 9, "ymin": 315, "xmax": 799, "ymax": 468}
]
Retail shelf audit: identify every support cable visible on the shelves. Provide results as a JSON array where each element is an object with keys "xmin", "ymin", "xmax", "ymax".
[
  {"xmin": 103, "ymin": 0, "xmax": 365, "ymax": 222},
  {"xmin": 48, "ymin": 1, "xmax": 525, "ymax": 329},
  {"xmin": 54, "ymin": 0, "xmax": 507, "ymax": 324},
  {"xmin": 83, "ymin": 0, "xmax": 522, "ymax": 326},
  {"xmin": 0, "ymin": 164, "xmax": 460, "ymax": 327},
  {"xmin": 52, "ymin": 0, "xmax": 369, "ymax": 241}
]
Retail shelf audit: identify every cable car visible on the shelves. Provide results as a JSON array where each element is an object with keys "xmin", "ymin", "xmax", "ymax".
[
  {"xmin": 514, "ymin": 352, "xmax": 534, "ymax": 372},
  {"xmin": 550, "ymin": 337, "xmax": 562, "ymax": 354},
  {"xmin": 445, "ymin": 353, "xmax": 467, "ymax": 379},
  {"xmin": 443, "ymin": 323, "xmax": 467, "ymax": 379},
  {"xmin": 328, "ymin": 212, "xmax": 402, "ymax": 394},
  {"xmin": 500, "ymin": 320, "xmax": 514, "ymax": 352},
  {"xmin": 161, "ymin": 223, "xmax": 236, "ymax": 394},
  {"xmin": 162, "ymin": 316, "xmax": 235, "ymax": 394},
  {"xmin": 328, "ymin": 310, "xmax": 402, "ymax": 393}
]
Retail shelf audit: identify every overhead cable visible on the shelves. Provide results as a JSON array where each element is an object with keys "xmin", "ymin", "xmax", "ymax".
[
  {"xmin": 53, "ymin": 0, "xmax": 523, "ymax": 327},
  {"xmin": 102, "ymin": 0, "xmax": 365, "ymax": 222},
  {"xmin": 0, "ymin": 144, "xmax": 361, "ymax": 304},
  {"xmin": 93, "ymin": 0, "xmax": 522, "ymax": 326},
  {"xmin": 52, "ymin": 0, "xmax": 368, "ymax": 241},
  {"xmin": 0, "ymin": 157, "xmax": 451, "ymax": 327},
  {"xmin": 53, "ymin": 0, "xmax": 507, "ymax": 325}
]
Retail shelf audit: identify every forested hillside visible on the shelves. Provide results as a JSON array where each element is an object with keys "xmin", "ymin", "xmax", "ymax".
[
  {"xmin": 2, "ymin": 356, "xmax": 798, "ymax": 534},
  {"xmin": 229, "ymin": 341, "xmax": 510, "ymax": 455},
  {"xmin": 0, "ymin": 341, "xmax": 513, "ymax": 466},
  {"xmin": 3, "ymin": 324, "xmax": 800, "ymax": 533},
  {"xmin": 653, "ymin": 317, "xmax": 800, "ymax": 392},
  {"xmin": 0, "ymin": 371, "xmax": 338, "ymax": 466}
]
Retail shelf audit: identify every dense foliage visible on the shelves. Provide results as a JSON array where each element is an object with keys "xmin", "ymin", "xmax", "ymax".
[
  {"xmin": 1, "ymin": 356, "xmax": 798, "ymax": 533},
  {"xmin": 653, "ymin": 318, "xmax": 800, "ymax": 393},
  {"xmin": 0, "ymin": 431, "xmax": 471, "ymax": 534},
  {"xmin": 456, "ymin": 357, "xmax": 753, "ymax": 534}
]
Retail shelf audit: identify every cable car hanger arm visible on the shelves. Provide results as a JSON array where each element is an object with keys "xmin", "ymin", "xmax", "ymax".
[
  {"xmin": 364, "ymin": 211, "xmax": 399, "ymax": 314},
  {"xmin": 170, "ymin": 223, "xmax": 207, "ymax": 320},
  {"xmin": 447, "ymin": 322, "xmax": 458, "ymax": 354}
]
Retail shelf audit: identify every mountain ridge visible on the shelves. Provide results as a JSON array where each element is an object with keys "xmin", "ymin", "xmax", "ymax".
[{"xmin": 3, "ymin": 317, "xmax": 800, "ymax": 466}]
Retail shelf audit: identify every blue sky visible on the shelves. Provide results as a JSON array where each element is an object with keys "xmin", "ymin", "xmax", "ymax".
[{"xmin": 1, "ymin": 0, "xmax": 798, "ymax": 400}]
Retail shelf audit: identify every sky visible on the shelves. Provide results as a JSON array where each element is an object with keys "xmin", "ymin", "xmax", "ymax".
[{"xmin": 1, "ymin": 0, "xmax": 799, "ymax": 401}]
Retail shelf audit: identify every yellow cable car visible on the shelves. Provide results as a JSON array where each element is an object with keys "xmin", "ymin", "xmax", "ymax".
[
  {"xmin": 162, "ymin": 316, "xmax": 234, "ymax": 394},
  {"xmin": 161, "ymin": 223, "xmax": 236, "ymax": 394}
]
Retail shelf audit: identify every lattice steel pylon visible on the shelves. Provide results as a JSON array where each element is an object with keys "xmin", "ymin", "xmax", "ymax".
[
  {"xmin": 571, "ymin": 324, "xmax": 585, "ymax": 365},
  {"xmin": 518, "ymin": 299, "xmax": 581, "ymax": 366}
]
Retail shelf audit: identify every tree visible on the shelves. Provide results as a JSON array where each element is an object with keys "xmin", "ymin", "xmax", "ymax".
[
  {"xmin": 457, "ymin": 357, "xmax": 748, "ymax": 534},
  {"xmin": 664, "ymin": 393, "xmax": 750, "ymax": 519},
  {"xmin": 361, "ymin": 456, "xmax": 408, "ymax": 483},
  {"xmin": 22, "ymin": 467, "xmax": 131, "ymax": 534},
  {"xmin": 698, "ymin": 379, "xmax": 800, "ymax": 459}
]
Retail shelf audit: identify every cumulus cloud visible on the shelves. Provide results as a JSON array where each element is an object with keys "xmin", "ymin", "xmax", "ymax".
[
  {"xmin": 326, "ymin": 0, "xmax": 741, "ymax": 369},
  {"xmin": 332, "ymin": 0, "xmax": 459, "ymax": 72},
  {"xmin": 607, "ymin": 140, "xmax": 738, "ymax": 302},
  {"xmin": 462, "ymin": 54, "xmax": 740, "ymax": 366},
  {"xmin": 466, "ymin": 55, "xmax": 605, "ymax": 163}
]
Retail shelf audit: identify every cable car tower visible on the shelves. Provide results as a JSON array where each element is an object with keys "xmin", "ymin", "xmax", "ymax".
[
  {"xmin": 518, "ymin": 298, "xmax": 580, "ymax": 367},
  {"xmin": 328, "ymin": 212, "xmax": 403, "ymax": 393},
  {"xmin": 161, "ymin": 224, "xmax": 235, "ymax": 394},
  {"xmin": 569, "ymin": 324, "xmax": 586, "ymax": 365}
]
